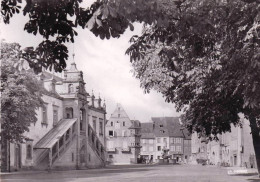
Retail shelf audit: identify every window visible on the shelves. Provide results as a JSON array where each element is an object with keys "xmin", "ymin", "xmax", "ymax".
[
  {"xmin": 123, "ymin": 121, "xmax": 125, "ymax": 126},
  {"xmin": 42, "ymin": 105, "xmax": 47, "ymax": 124},
  {"xmin": 80, "ymin": 110, "xmax": 83, "ymax": 131},
  {"xmin": 26, "ymin": 144, "xmax": 32, "ymax": 160},
  {"xmin": 59, "ymin": 136, "xmax": 64, "ymax": 148},
  {"xmin": 122, "ymin": 130, "xmax": 127, "ymax": 137},
  {"xmin": 142, "ymin": 146, "xmax": 147, "ymax": 152},
  {"xmin": 149, "ymin": 146, "xmax": 154, "ymax": 152},
  {"xmin": 170, "ymin": 146, "xmax": 175, "ymax": 152},
  {"xmin": 163, "ymin": 138, "xmax": 167, "ymax": 143},
  {"xmin": 66, "ymin": 129, "xmax": 70, "ymax": 140},
  {"xmin": 149, "ymin": 139, "xmax": 154, "ymax": 144},
  {"xmin": 80, "ymin": 120, "xmax": 83, "ymax": 131},
  {"xmin": 159, "ymin": 124, "xmax": 163, "ymax": 127},
  {"xmin": 72, "ymin": 153, "xmax": 74, "ymax": 162},
  {"xmin": 109, "ymin": 130, "xmax": 114, "ymax": 137},
  {"xmin": 107, "ymin": 141, "xmax": 114, "ymax": 149},
  {"xmin": 68, "ymin": 84, "xmax": 74, "ymax": 93},
  {"xmin": 53, "ymin": 109, "xmax": 58, "ymax": 124},
  {"xmin": 160, "ymin": 130, "xmax": 165, "ymax": 133},
  {"xmin": 175, "ymin": 138, "xmax": 182, "ymax": 143},
  {"xmin": 157, "ymin": 138, "xmax": 161, "ymax": 143},
  {"xmin": 109, "ymin": 154, "xmax": 113, "ymax": 158},
  {"xmin": 65, "ymin": 107, "xmax": 73, "ymax": 119},
  {"xmin": 157, "ymin": 146, "xmax": 161, "ymax": 151},
  {"xmin": 115, "ymin": 121, "xmax": 120, "ymax": 129},
  {"xmin": 72, "ymin": 123, "xmax": 76, "ymax": 133},
  {"xmin": 111, "ymin": 122, "xmax": 113, "ymax": 126},
  {"xmin": 80, "ymin": 110, "xmax": 83, "ymax": 121},
  {"xmin": 176, "ymin": 146, "xmax": 181, "ymax": 152},
  {"xmin": 170, "ymin": 138, "xmax": 174, "ymax": 143},
  {"xmin": 118, "ymin": 114, "xmax": 120, "ymax": 118},
  {"xmin": 99, "ymin": 119, "xmax": 103, "ymax": 135},
  {"xmin": 93, "ymin": 118, "xmax": 96, "ymax": 132}
]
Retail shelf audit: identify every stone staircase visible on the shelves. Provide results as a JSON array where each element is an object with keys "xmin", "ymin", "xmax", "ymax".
[
  {"xmin": 88, "ymin": 124, "xmax": 106, "ymax": 166},
  {"xmin": 33, "ymin": 119, "xmax": 77, "ymax": 170}
]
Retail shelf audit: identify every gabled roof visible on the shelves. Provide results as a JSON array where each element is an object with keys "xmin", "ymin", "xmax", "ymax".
[
  {"xmin": 129, "ymin": 120, "xmax": 141, "ymax": 129},
  {"xmin": 141, "ymin": 123, "xmax": 155, "ymax": 139},
  {"xmin": 41, "ymin": 71, "xmax": 63, "ymax": 82},
  {"xmin": 110, "ymin": 103, "xmax": 130, "ymax": 119},
  {"xmin": 151, "ymin": 117, "xmax": 191, "ymax": 139}
]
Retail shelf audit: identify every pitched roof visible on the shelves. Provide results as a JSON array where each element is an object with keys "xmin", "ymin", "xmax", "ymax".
[
  {"xmin": 110, "ymin": 103, "xmax": 130, "ymax": 119},
  {"xmin": 141, "ymin": 123, "xmax": 155, "ymax": 139},
  {"xmin": 129, "ymin": 120, "xmax": 141, "ymax": 129},
  {"xmin": 151, "ymin": 117, "xmax": 191, "ymax": 139}
]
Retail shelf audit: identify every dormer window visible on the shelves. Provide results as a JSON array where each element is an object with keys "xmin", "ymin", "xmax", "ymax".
[{"xmin": 160, "ymin": 130, "xmax": 165, "ymax": 133}]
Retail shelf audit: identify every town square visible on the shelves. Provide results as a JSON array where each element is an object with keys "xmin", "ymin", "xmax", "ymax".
[{"xmin": 1, "ymin": 0, "xmax": 260, "ymax": 181}]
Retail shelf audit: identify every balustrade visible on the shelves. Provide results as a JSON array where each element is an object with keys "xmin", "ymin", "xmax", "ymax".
[
  {"xmin": 88, "ymin": 124, "xmax": 106, "ymax": 160},
  {"xmin": 51, "ymin": 125, "xmax": 76, "ymax": 164}
]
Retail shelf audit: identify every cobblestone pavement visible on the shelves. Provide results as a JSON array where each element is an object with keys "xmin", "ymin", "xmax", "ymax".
[{"xmin": 1, "ymin": 164, "xmax": 259, "ymax": 182}]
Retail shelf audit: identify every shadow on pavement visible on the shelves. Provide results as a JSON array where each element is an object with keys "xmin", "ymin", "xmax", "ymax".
[
  {"xmin": 247, "ymin": 179, "xmax": 260, "ymax": 182},
  {"xmin": 1, "ymin": 168, "xmax": 154, "ymax": 182}
]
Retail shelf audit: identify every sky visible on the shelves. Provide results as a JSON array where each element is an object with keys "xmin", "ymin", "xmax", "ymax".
[{"xmin": 0, "ymin": 5, "xmax": 180, "ymax": 123}]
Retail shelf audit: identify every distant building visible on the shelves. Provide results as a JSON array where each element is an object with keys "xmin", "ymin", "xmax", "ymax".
[
  {"xmin": 105, "ymin": 104, "xmax": 141, "ymax": 164},
  {"xmin": 191, "ymin": 116, "xmax": 256, "ymax": 168},
  {"xmin": 140, "ymin": 123, "xmax": 156, "ymax": 163},
  {"xmin": 2, "ymin": 62, "xmax": 107, "ymax": 172},
  {"xmin": 140, "ymin": 117, "xmax": 192, "ymax": 163},
  {"xmin": 191, "ymin": 133, "xmax": 208, "ymax": 164}
]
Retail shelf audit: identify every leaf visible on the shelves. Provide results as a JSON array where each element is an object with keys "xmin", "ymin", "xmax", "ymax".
[
  {"xmin": 86, "ymin": 16, "xmax": 96, "ymax": 30},
  {"xmin": 129, "ymin": 23, "xmax": 134, "ymax": 31},
  {"xmin": 101, "ymin": 6, "xmax": 109, "ymax": 20},
  {"xmin": 96, "ymin": 18, "xmax": 102, "ymax": 27}
]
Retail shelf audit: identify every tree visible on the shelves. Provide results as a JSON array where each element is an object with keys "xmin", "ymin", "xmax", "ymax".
[
  {"xmin": 1, "ymin": 41, "xmax": 43, "ymax": 171},
  {"xmin": 1, "ymin": 0, "xmax": 166, "ymax": 73},
  {"xmin": 127, "ymin": 0, "xmax": 260, "ymax": 176}
]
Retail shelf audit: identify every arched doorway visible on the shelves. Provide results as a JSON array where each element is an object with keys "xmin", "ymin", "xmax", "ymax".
[{"xmin": 80, "ymin": 146, "xmax": 86, "ymax": 163}]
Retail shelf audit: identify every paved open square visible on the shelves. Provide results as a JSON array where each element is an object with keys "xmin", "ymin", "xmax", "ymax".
[{"xmin": 1, "ymin": 164, "xmax": 259, "ymax": 182}]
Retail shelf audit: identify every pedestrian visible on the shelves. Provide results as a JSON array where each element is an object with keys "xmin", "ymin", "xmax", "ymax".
[{"xmin": 149, "ymin": 156, "xmax": 153, "ymax": 164}]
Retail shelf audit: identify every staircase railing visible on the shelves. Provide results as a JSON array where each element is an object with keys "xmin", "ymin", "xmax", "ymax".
[
  {"xmin": 51, "ymin": 131, "xmax": 77, "ymax": 164},
  {"xmin": 88, "ymin": 124, "xmax": 106, "ymax": 162}
]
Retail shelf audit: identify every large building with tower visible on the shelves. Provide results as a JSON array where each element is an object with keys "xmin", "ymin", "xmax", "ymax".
[{"xmin": 2, "ymin": 61, "xmax": 107, "ymax": 171}]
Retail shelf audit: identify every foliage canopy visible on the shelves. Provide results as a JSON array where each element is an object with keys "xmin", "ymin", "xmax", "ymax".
[{"xmin": 1, "ymin": 41, "xmax": 43, "ymax": 143}]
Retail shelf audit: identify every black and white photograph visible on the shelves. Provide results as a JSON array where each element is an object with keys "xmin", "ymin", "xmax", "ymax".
[{"xmin": 0, "ymin": 0, "xmax": 260, "ymax": 181}]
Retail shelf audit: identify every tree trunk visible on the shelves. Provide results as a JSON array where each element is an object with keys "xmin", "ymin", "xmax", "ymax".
[
  {"xmin": 249, "ymin": 115, "xmax": 260, "ymax": 177},
  {"xmin": 1, "ymin": 136, "xmax": 10, "ymax": 172}
]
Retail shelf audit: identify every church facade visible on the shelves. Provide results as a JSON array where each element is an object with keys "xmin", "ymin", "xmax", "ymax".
[{"xmin": 4, "ymin": 62, "xmax": 107, "ymax": 171}]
